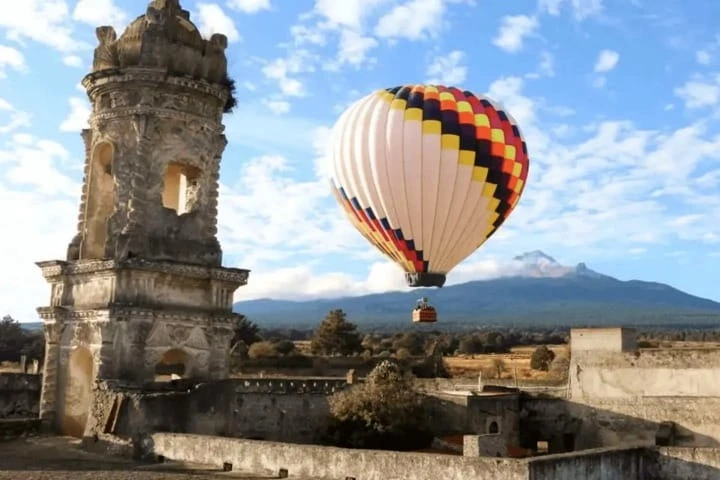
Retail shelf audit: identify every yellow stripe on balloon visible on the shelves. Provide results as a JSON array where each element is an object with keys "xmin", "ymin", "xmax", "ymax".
[{"xmin": 441, "ymin": 134, "xmax": 460, "ymax": 150}]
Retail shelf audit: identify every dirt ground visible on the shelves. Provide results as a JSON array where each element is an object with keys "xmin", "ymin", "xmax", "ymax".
[{"xmin": 0, "ymin": 436, "xmax": 315, "ymax": 479}]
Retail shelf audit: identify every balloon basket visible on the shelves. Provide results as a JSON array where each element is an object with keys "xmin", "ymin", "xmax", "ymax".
[{"xmin": 412, "ymin": 307, "xmax": 437, "ymax": 323}]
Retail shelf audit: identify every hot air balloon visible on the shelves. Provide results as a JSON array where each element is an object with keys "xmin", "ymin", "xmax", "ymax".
[{"xmin": 327, "ymin": 85, "xmax": 530, "ymax": 323}]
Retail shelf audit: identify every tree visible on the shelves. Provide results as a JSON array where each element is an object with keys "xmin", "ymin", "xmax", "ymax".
[
  {"xmin": 230, "ymin": 315, "xmax": 261, "ymax": 355},
  {"xmin": 457, "ymin": 334, "xmax": 483, "ymax": 355},
  {"xmin": 321, "ymin": 360, "xmax": 432, "ymax": 450},
  {"xmin": 395, "ymin": 347, "xmax": 411, "ymax": 361},
  {"xmin": 392, "ymin": 332, "xmax": 425, "ymax": 356},
  {"xmin": 0, "ymin": 316, "xmax": 40, "ymax": 363},
  {"xmin": 274, "ymin": 339, "xmax": 296, "ymax": 356},
  {"xmin": 530, "ymin": 345, "xmax": 556, "ymax": 371},
  {"xmin": 310, "ymin": 309, "xmax": 362, "ymax": 356}
]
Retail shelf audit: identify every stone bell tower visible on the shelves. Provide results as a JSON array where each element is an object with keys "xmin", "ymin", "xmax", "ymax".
[{"xmin": 35, "ymin": 0, "xmax": 249, "ymax": 436}]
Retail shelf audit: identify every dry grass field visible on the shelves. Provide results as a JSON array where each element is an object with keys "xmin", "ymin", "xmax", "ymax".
[
  {"xmin": 442, "ymin": 345, "xmax": 569, "ymax": 380},
  {"xmin": 288, "ymin": 341, "xmax": 570, "ymax": 381}
]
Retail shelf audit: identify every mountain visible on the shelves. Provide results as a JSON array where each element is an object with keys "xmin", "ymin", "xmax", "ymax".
[{"xmin": 233, "ymin": 252, "xmax": 720, "ymax": 329}]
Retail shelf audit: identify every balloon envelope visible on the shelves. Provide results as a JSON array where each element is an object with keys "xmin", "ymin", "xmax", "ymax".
[{"xmin": 327, "ymin": 85, "xmax": 530, "ymax": 287}]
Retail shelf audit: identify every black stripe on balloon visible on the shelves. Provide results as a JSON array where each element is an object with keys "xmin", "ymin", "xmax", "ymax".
[
  {"xmin": 458, "ymin": 124, "xmax": 475, "ymax": 152},
  {"xmin": 407, "ymin": 89, "xmax": 425, "ymax": 110},
  {"xmin": 422, "ymin": 96, "xmax": 442, "ymax": 123},
  {"xmin": 394, "ymin": 85, "xmax": 412, "ymax": 102}
]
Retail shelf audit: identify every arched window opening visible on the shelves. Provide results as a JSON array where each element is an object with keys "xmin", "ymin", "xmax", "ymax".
[
  {"xmin": 488, "ymin": 420, "xmax": 499, "ymax": 434},
  {"xmin": 81, "ymin": 142, "xmax": 115, "ymax": 259},
  {"xmin": 154, "ymin": 348, "xmax": 190, "ymax": 382},
  {"xmin": 162, "ymin": 162, "xmax": 201, "ymax": 215}
]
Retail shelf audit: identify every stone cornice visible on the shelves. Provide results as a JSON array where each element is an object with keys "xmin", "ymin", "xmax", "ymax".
[
  {"xmin": 82, "ymin": 68, "xmax": 227, "ymax": 102},
  {"xmin": 35, "ymin": 257, "xmax": 249, "ymax": 285},
  {"xmin": 36, "ymin": 305, "xmax": 242, "ymax": 325}
]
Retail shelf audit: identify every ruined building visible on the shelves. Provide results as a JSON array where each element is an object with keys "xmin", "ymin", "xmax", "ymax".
[{"xmin": 34, "ymin": 0, "xmax": 249, "ymax": 437}]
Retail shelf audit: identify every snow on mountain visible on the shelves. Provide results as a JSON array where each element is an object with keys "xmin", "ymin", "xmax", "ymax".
[{"xmin": 509, "ymin": 250, "xmax": 576, "ymax": 278}]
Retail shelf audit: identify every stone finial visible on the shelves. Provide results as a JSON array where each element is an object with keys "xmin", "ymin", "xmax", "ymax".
[
  {"xmin": 149, "ymin": 0, "xmax": 181, "ymax": 11},
  {"xmin": 87, "ymin": 0, "xmax": 228, "ymax": 83},
  {"xmin": 92, "ymin": 26, "xmax": 119, "ymax": 72},
  {"xmin": 96, "ymin": 26, "xmax": 117, "ymax": 44},
  {"xmin": 209, "ymin": 33, "xmax": 228, "ymax": 51}
]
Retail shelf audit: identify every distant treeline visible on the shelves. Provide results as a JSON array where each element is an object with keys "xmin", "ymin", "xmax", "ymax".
[
  {"xmin": 0, "ymin": 316, "xmax": 44, "ymax": 364},
  {"xmin": 259, "ymin": 323, "xmax": 720, "ymax": 354}
]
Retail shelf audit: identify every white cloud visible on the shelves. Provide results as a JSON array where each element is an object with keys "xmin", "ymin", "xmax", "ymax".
[
  {"xmin": 263, "ymin": 99, "xmax": 291, "ymax": 114},
  {"xmin": 591, "ymin": 76, "xmax": 607, "ymax": 89},
  {"xmin": 0, "ymin": 45, "xmax": 26, "ymax": 78},
  {"xmin": 0, "ymin": 0, "xmax": 90, "ymax": 52},
  {"xmin": 538, "ymin": 51, "xmax": 555, "ymax": 77},
  {"xmin": 594, "ymin": 49, "xmax": 619, "ymax": 72},
  {"xmin": 333, "ymin": 29, "xmax": 378, "ymax": 68},
  {"xmin": 72, "ymin": 0, "xmax": 126, "ymax": 31},
  {"xmin": 261, "ymin": 56, "xmax": 310, "ymax": 97},
  {"xmin": 59, "ymin": 97, "xmax": 91, "ymax": 133},
  {"xmin": 0, "ymin": 132, "xmax": 81, "ymax": 321},
  {"xmin": 217, "ymin": 153, "xmax": 365, "ymax": 266},
  {"xmin": 492, "ymin": 15, "xmax": 538, "ymax": 53},
  {"xmin": 62, "ymin": 55, "xmax": 83, "ymax": 68},
  {"xmin": 525, "ymin": 51, "xmax": 555, "ymax": 79},
  {"xmin": 674, "ymin": 74, "xmax": 720, "ymax": 109},
  {"xmin": 374, "ymin": 0, "xmax": 446, "ymax": 40},
  {"xmin": 696, "ymin": 50, "xmax": 711, "ymax": 65},
  {"xmin": 227, "ymin": 0, "xmax": 272, "ymax": 14},
  {"xmin": 196, "ymin": 3, "xmax": 241, "ymax": 42},
  {"xmin": 314, "ymin": 0, "xmax": 389, "ymax": 29},
  {"xmin": 0, "ymin": 99, "xmax": 31, "ymax": 134},
  {"xmin": 426, "ymin": 50, "xmax": 467, "ymax": 85},
  {"xmin": 235, "ymin": 261, "xmax": 410, "ymax": 302},
  {"xmin": 290, "ymin": 24, "xmax": 327, "ymax": 47},
  {"xmin": 538, "ymin": 0, "xmax": 604, "ymax": 21}
]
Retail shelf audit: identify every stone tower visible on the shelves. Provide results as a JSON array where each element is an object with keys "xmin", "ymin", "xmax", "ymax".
[{"xmin": 35, "ymin": 0, "xmax": 249, "ymax": 437}]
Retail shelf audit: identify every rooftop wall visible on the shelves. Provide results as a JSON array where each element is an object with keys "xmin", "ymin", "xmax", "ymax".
[
  {"xmin": 567, "ymin": 331, "xmax": 720, "ymax": 448},
  {"xmin": 648, "ymin": 447, "xmax": 720, "ymax": 480},
  {"xmin": 102, "ymin": 377, "xmax": 350, "ymax": 444},
  {"xmin": 570, "ymin": 327, "xmax": 637, "ymax": 353},
  {"xmin": 148, "ymin": 433, "xmax": 646, "ymax": 479},
  {"xmin": 150, "ymin": 432, "xmax": 530, "ymax": 480}
]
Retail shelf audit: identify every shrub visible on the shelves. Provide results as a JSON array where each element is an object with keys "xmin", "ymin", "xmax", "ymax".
[
  {"xmin": 320, "ymin": 360, "xmax": 433, "ymax": 451},
  {"xmin": 274, "ymin": 340, "xmax": 296, "ymax": 356},
  {"xmin": 247, "ymin": 341, "xmax": 277, "ymax": 359},
  {"xmin": 530, "ymin": 346, "xmax": 556, "ymax": 371}
]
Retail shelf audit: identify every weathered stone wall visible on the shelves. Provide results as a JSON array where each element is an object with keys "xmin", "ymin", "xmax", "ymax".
[
  {"xmin": 0, "ymin": 373, "xmax": 41, "ymax": 419},
  {"xmin": 92, "ymin": 377, "xmax": 519, "ymax": 447},
  {"xmin": 149, "ymin": 432, "xmax": 530, "ymax": 480},
  {"xmin": 98, "ymin": 378, "xmax": 350, "ymax": 444},
  {"xmin": 568, "ymin": 347, "xmax": 720, "ymax": 448},
  {"xmin": 570, "ymin": 327, "xmax": 637, "ymax": 353},
  {"xmin": 647, "ymin": 447, "xmax": 720, "ymax": 480},
  {"xmin": 148, "ymin": 432, "xmax": 650, "ymax": 479},
  {"xmin": 425, "ymin": 391, "xmax": 521, "ymax": 452},
  {"xmin": 527, "ymin": 446, "xmax": 645, "ymax": 479}
]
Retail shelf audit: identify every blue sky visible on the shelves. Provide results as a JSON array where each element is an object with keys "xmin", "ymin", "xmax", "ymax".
[{"xmin": 1, "ymin": 0, "xmax": 720, "ymax": 322}]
